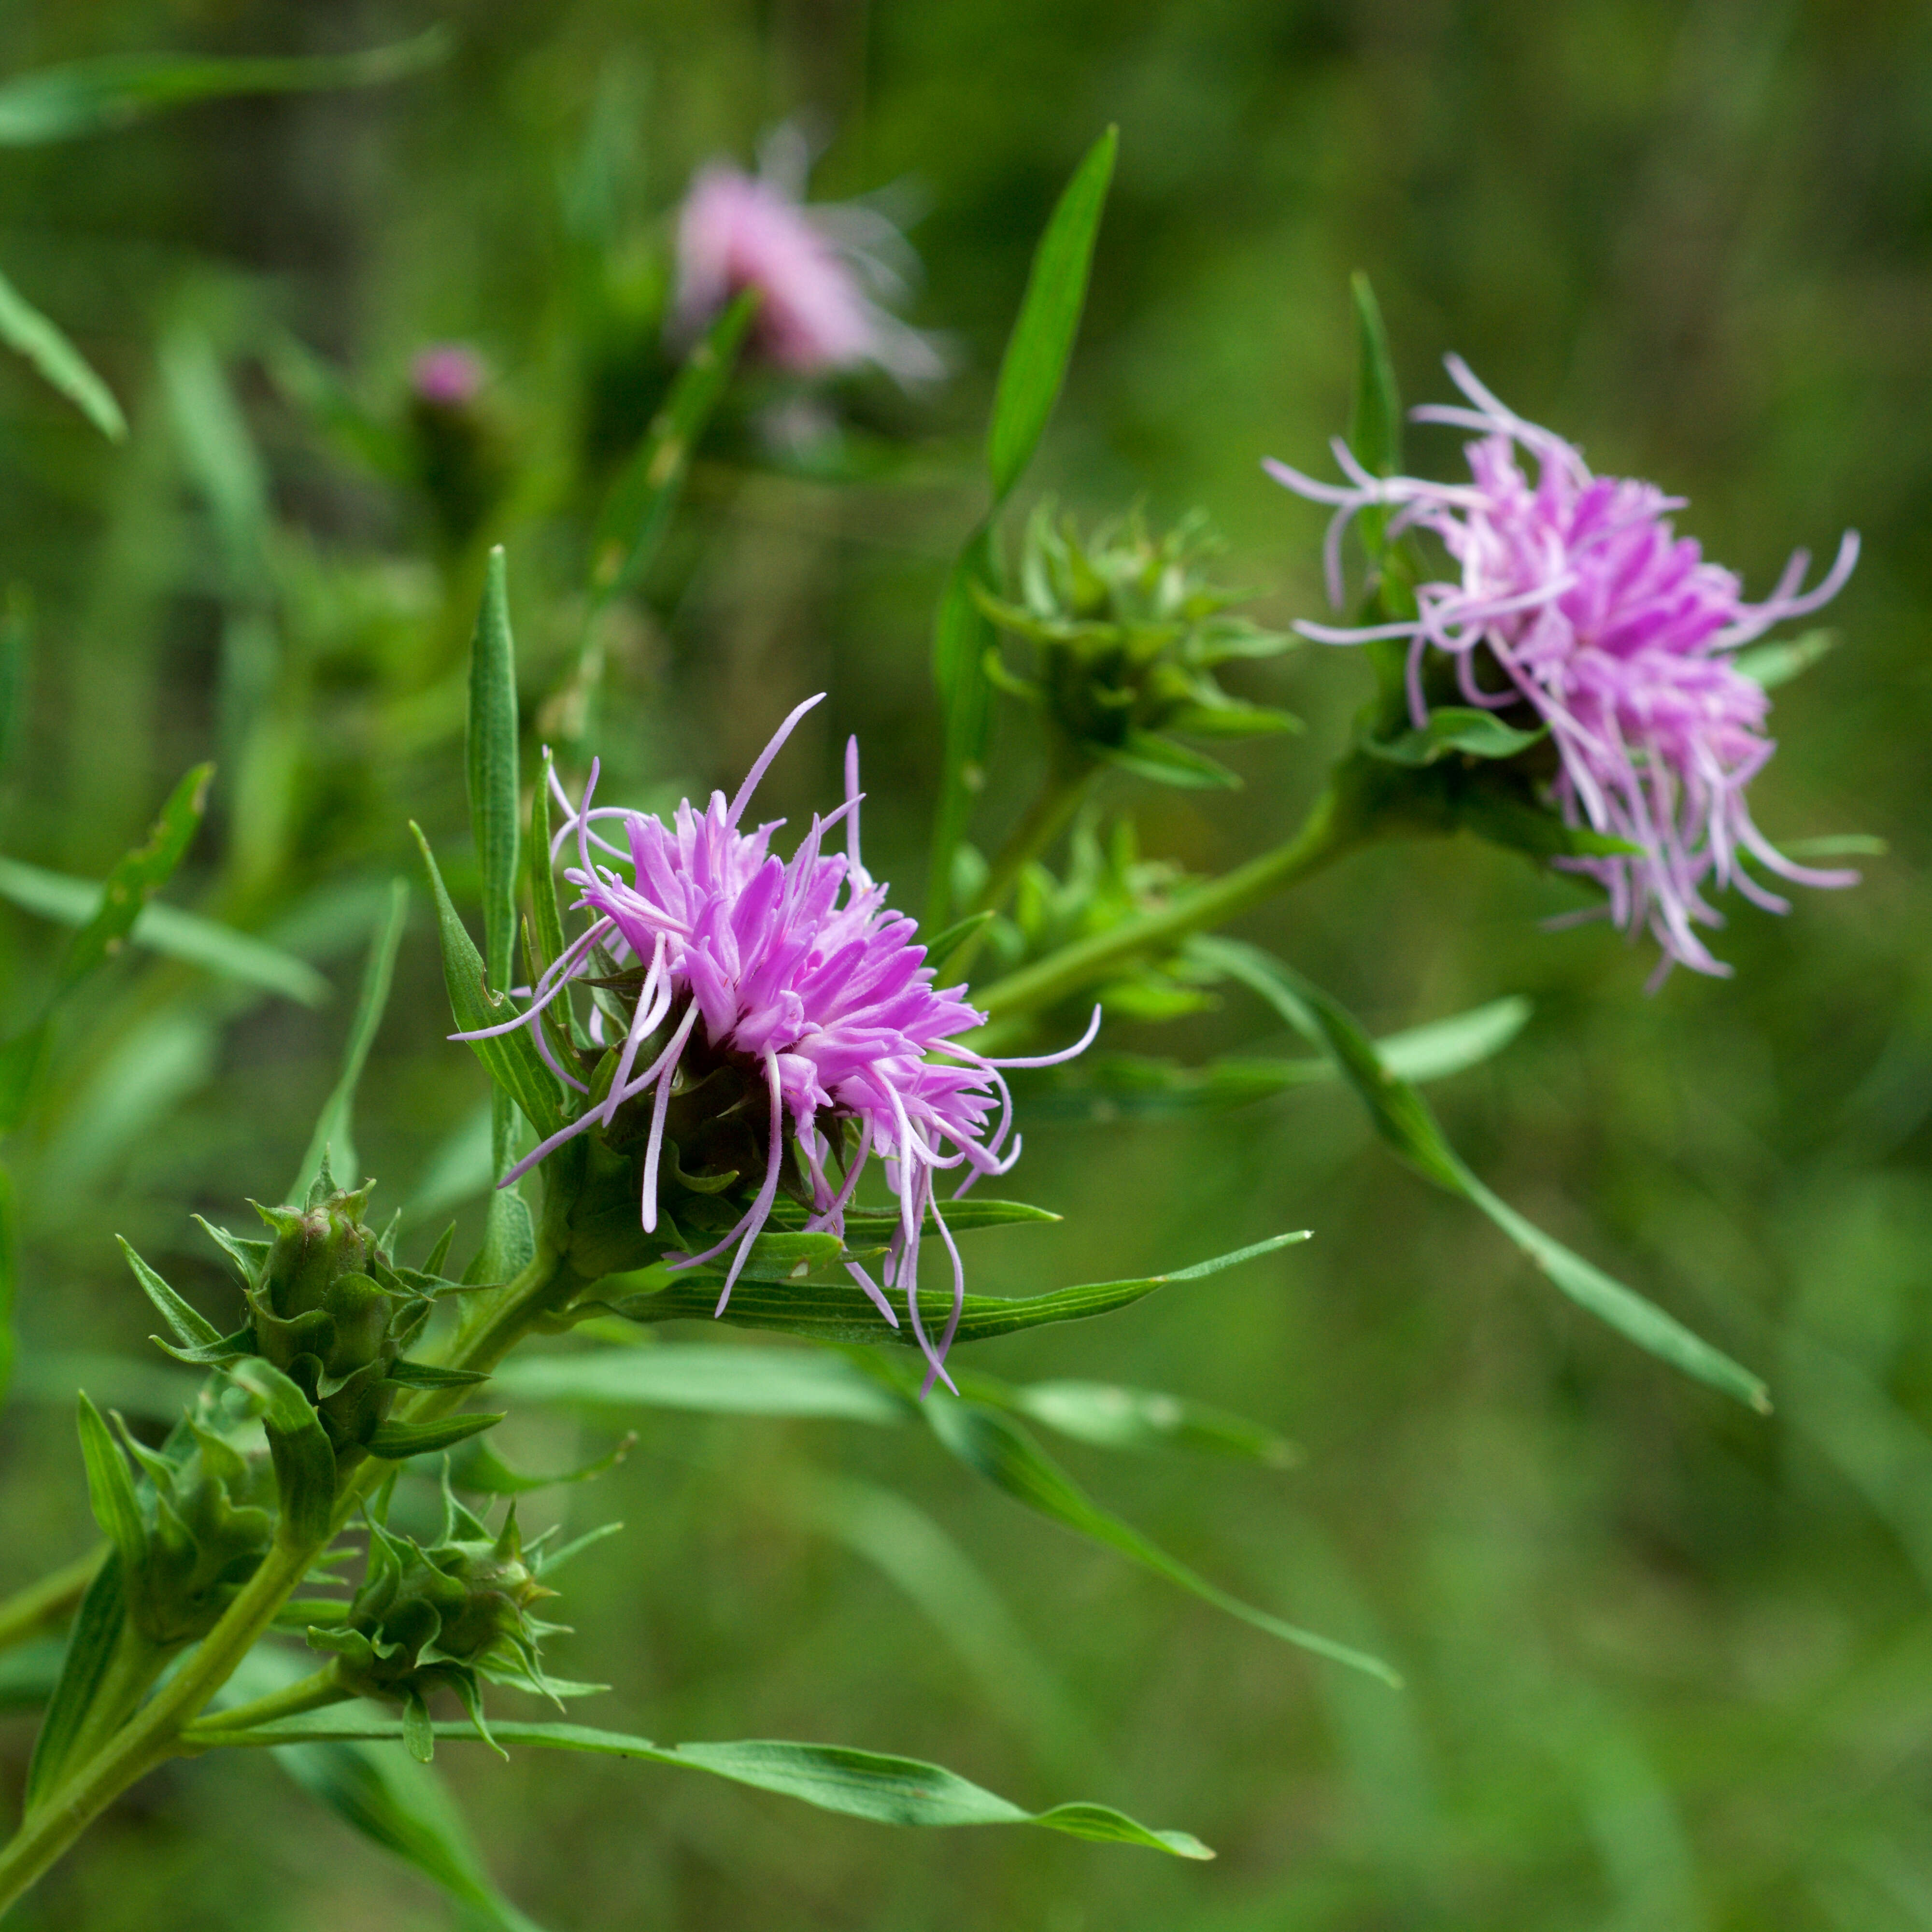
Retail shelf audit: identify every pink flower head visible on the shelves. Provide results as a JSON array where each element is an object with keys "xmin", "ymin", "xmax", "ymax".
[
  {"xmin": 411, "ymin": 344, "xmax": 486, "ymax": 408},
  {"xmin": 458, "ymin": 695, "xmax": 1093, "ymax": 1392},
  {"xmin": 672, "ymin": 127, "xmax": 942, "ymax": 384},
  {"xmin": 1266, "ymin": 358, "xmax": 1861, "ymax": 980}
]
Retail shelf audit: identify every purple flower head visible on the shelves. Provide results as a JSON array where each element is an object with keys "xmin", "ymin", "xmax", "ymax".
[
  {"xmin": 411, "ymin": 343, "xmax": 487, "ymax": 409},
  {"xmin": 1266, "ymin": 358, "xmax": 1861, "ymax": 980},
  {"xmin": 672, "ymin": 126, "xmax": 943, "ymax": 385},
  {"xmin": 458, "ymin": 695, "xmax": 1093, "ymax": 1392}
]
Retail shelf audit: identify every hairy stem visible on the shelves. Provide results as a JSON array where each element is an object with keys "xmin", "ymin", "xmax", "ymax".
[
  {"xmin": 0, "ymin": 1234, "xmax": 579, "ymax": 1921},
  {"xmin": 0, "ymin": 1550, "xmax": 102, "ymax": 1655},
  {"xmin": 973, "ymin": 781, "xmax": 1360, "ymax": 1026}
]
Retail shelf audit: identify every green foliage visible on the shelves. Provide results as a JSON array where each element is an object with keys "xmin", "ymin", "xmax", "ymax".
[{"xmin": 0, "ymin": 263, "xmax": 123, "ymax": 439}]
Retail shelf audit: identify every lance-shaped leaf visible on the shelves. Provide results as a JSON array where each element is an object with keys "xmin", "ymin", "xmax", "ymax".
[
  {"xmin": 412, "ymin": 825, "xmax": 563, "ymax": 1140},
  {"xmin": 468, "ymin": 551, "xmax": 520, "ymax": 994},
  {"xmin": 590, "ymin": 293, "xmax": 756, "ymax": 603},
  {"xmin": 605, "ymin": 1230, "xmax": 1309, "ymax": 1346},
  {"xmin": 74, "ymin": 1393, "xmax": 144, "ymax": 1574},
  {"xmin": 56, "ymin": 763, "xmax": 213, "ymax": 995},
  {"xmin": 0, "ymin": 854, "xmax": 328, "ymax": 1004},
  {"xmin": 923, "ymin": 1398, "xmax": 1395, "ymax": 1684},
  {"xmin": 228, "ymin": 1359, "xmax": 336, "ymax": 1546},
  {"xmin": 291, "ymin": 879, "xmax": 408, "ymax": 1201},
  {"xmin": 1346, "ymin": 272, "xmax": 1401, "ymax": 561},
  {"xmin": 23, "ymin": 1552, "xmax": 129, "ymax": 1806},
  {"xmin": 494, "ymin": 1345, "xmax": 907, "ymax": 1425},
  {"xmin": 0, "ymin": 263, "xmax": 124, "ymax": 439},
  {"xmin": 184, "ymin": 1710, "xmax": 1211, "ymax": 1859},
  {"xmin": 1195, "ymin": 937, "xmax": 1770, "ymax": 1411},
  {"xmin": 1362, "ymin": 706, "xmax": 1546, "ymax": 767},
  {"xmin": 0, "ymin": 30, "xmax": 448, "ymax": 145}
]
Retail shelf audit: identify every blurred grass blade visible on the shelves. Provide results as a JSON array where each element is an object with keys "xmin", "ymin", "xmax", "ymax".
[
  {"xmin": 0, "ymin": 586, "xmax": 27, "ymax": 780},
  {"xmin": 989, "ymin": 1376, "xmax": 1298, "ymax": 1465},
  {"xmin": 1734, "ymin": 626, "xmax": 1835, "ymax": 690},
  {"xmin": 0, "ymin": 855, "xmax": 328, "ymax": 1005},
  {"xmin": 0, "ymin": 1639, "xmax": 63, "ymax": 1711},
  {"xmin": 0, "ymin": 1166, "xmax": 12, "ymax": 1408},
  {"xmin": 1195, "ymin": 937, "xmax": 1770, "ymax": 1412},
  {"xmin": 1347, "ymin": 272, "xmax": 1399, "ymax": 560},
  {"xmin": 411, "ymin": 826, "xmax": 563, "ymax": 1140},
  {"xmin": 291, "ymin": 878, "xmax": 409, "ymax": 1199},
  {"xmin": 927, "ymin": 523, "xmax": 1000, "ymax": 925},
  {"xmin": 188, "ymin": 1711, "xmax": 1213, "ymax": 1859},
  {"xmin": 494, "ymin": 1344, "xmax": 908, "ymax": 1423},
  {"xmin": 607, "ymin": 1230, "xmax": 1309, "ymax": 1346},
  {"xmin": 159, "ymin": 326, "xmax": 268, "ymax": 577},
  {"xmin": 0, "ymin": 263, "xmax": 125, "ymax": 439},
  {"xmin": 0, "ymin": 29, "xmax": 450, "ymax": 145},
  {"xmin": 1376, "ymin": 995, "xmax": 1531, "ymax": 1083},
  {"xmin": 56, "ymin": 763, "xmax": 213, "ymax": 996},
  {"xmin": 404, "ymin": 1100, "xmax": 495, "ymax": 1224},
  {"xmin": 590, "ymin": 291, "xmax": 756, "ymax": 603},
  {"xmin": 986, "ymin": 127, "xmax": 1118, "ymax": 500},
  {"xmin": 467, "ymin": 549, "xmax": 520, "ymax": 993},
  {"xmin": 922, "ymin": 1399, "xmax": 1399, "ymax": 1685},
  {"xmin": 23, "ymin": 1553, "xmax": 128, "ymax": 1806}
]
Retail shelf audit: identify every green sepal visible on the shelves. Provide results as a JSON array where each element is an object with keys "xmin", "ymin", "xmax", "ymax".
[
  {"xmin": 152, "ymin": 1325, "xmax": 255, "ymax": 1368},
  {"xmin": 227, "ymin": 1357, "xmax": 337, "ymax": 1545},
  {"xmin": 116, "ymin": 1236, "xmax": 222, "ymax": 1350},
  {"xmin": 366, "ymin": 1413, "xmax": 506, "ymax": 1462},
  {"xmin": 385, "ymin": 1360, "xmax": 494, "ymax": 1391}
]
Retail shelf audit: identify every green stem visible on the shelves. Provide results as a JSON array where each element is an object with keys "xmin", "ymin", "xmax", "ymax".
[
  {"xmin": 183, "ymin": 1662, "xmax": 348, "ymax": 1744},
  {"xmin": 0, "ymin": 1550, "xmax": 102, "ymax": 1654},
  {"xmin": 973, "ymin": 781, "xmax": 1360, "ymax": 1027},
  {"xmin": 0, "ymin": 1234, "xmax": 581, "ymax": 1921}
]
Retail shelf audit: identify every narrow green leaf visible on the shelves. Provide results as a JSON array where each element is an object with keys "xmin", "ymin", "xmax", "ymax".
[
  {"xmin": 0, "ymin": 263, "xmax": 124, "ymax": 439},
  {"xmin": 468, "ymin": 550, "xmax": 520, "ymax": 993},
  {"xmin": 366, "ymin": 1413, "xmax": 506, "ymax": 1462},
  {"xmin": 0, "ymin": 1165, "xmax": 13, "ymax": 1407},
  {"xmin": 1196, "ymin": 937, "xmax": 1770, "ymax": 1411},
  {"xmin": 986, "ymin": 128, "xmax": 1118, "ymax": 501},
  {"xmin": 291, "ymin": 878, "xmax": 409, "ymax": 1200},
  {"xmin": 923, "ymin": 909, "xmax": 996, "ymax": 980},
  {"xmin": 159, "ymin": 326, "xmax": 268, "ymax": 574},
  {"xmin": 1347, "ymin": 272, "xmax": 1400, "ymax": 560},
  {"xmin": 75, "ymin": 1394, "xmax": 145, "ymax": 1572},
  {"xmin": 494, "ymin": 1345, "xmax": 908, "ymax": 1425},
  {"xmin": 923, "ymin": 1400, "xmax": 1396, "ymax": 1684},
  {"xmin": 411, "ymin": 825, "xmax": 563, "ymax": 1140},
  {"xmin": 227, "ymin": 1359, "xmax": 336, "ymax": 1545},
  {"xmin": 590, "ymin": 292, "xmax": 756, "ymax": 602},
  {"xmin": 607, "ymin": 1231, "xmax": 1310, "ymax": 1347},
  {"xmin": 447, "ymin": 1433, "xmax": 632, "ymax": 1497},
  {"xmin": 1733, "ymin": 626, "xmax": 1836, "ymax": 690},
  {"xmin": 0, "ymin": 30, "xmax": 449, "ymax": 145},
  {"xmin": 115, "ymin": 1236, "xmax": 220, "ymax": 1351},
  {"xmin": 1363, "ymin": 707, "xmax": 1545, "ymax": 767},
  {"xmin": 1104, "ymin": 730, "xmax": 1241, "ymax": 789},
  {"xmin": 189, "ymin": 1711, "xmax": 1212, "ymax": 1859},
  {"xmin": 762, "ymin": 1196, "xmax": 1059, "ymax": 1236},
  {"xmin": 24, "ymin": 1553, "xmax": 128, "ymax": 1805},
  {"xmin": 56, "ymin": 764, "xmax": 213, "ymax": 995},
  {"xmin": 1374, "ymin": 995, "xmax": 1532, "ymax": 1084},
  {"xmin": 0, "ymin": 855, "xmax": 328, "ymax": 1004},
  {"xmin": 994, "ymin": 1378, "xmax": 1297, "ymax": 1465},
  {"xmin": 0, "ymin": 1021, "xmax": 49, "ymax": 1136}
]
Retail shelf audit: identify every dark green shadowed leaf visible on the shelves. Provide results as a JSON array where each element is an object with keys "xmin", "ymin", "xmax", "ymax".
[
  {"xmin": 185, "ymin": 1711, "xmax": 1212, "ymax": 1859},
  {"xmin": 927, "ymin": 524, "xmax": 1001, "ymax": 926},
  {"xmin": 922, "ymin": 1399, "xmax": 1397, "ymax": 1684},
  {"xmin": 24, "ymin": 1553, "xmax": 128, "ymax": 1806},
  {"xmin": 923, "ymin": 909, "xmax": 996, "ymax": 979},
  {"xmin": 0, "ymin": 855, "xmax": 328, "ymax": 1004},
  {"xmin": 0, "ymin": 30, "xmax": 449, "ymax": 145},
  {"xmin": 1347, "ymin": 272, "xmax": 1400, "ymax": 560},
  {"xmin": 291, "ymin": 879, "xmax": 408, "ymax": 1201},
  {"xmin": 227, "ymin": 1359, "xmax": 336, "ymax": 1545},
  {"xmin": 0, "ymin": 264, "xmax": 125, "ymax": 439},
  {"xmin": 591, "ymin": 292, "xmax": 756, "ymax": 602},
  {"xmin": 56, "ymin": 764, "xmax": 213, "ymax": 995},
  {"xmin": 1195, "ymin": 937, "xmax": 1771, "ymax": 1411},
  {"xmin": 412, "ymin": 825, "xmax": 563, "ymax": 1140},
  {"xmin": 605, "ymin": 1230, "xmax": 1309, "ymax": 1347},
  {"xmin": 986, "ymin": 128, "xmax": 1118, "ymax": 501}
]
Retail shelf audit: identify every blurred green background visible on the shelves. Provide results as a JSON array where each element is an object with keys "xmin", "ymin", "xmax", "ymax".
[{"xmin": 0, "ymin": 1, "xmax": 1928, "ymax": 1927}]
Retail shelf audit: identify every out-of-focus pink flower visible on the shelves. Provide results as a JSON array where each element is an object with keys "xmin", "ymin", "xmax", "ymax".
[
  {"xmin": 1267, "ymin": 359, "xmax": 1860, "ymax": 981},
  {"xmin": 410, "ymin": 343, "xmax": 486, "ymax": 408},
  {"xmin": 672, "ymin": 129, "xmax": 942, "ymax": 384},
  {"xmin": 456, "ymin": 695, "xmax": 1091, "ymax": 1392}
]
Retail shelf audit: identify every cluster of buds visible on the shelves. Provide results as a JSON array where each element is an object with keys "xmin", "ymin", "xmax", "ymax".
[
  {"xmin": 975, "ymin": 505, "xmax": 1298, "ymax": 789},
  {"xmin": 308, "ymin": 1483, "xmax": 575, "ymax": 1761},
  {"xmin": 96, "ymin": 1383, "xmax": 278, "ymax": 1648}
]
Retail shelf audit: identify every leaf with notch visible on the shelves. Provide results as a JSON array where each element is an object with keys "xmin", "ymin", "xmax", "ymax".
[
  {"xmin": 1195, "ymin": 936, "xmax": 1769, "ymax": 1412},
  {"xmin": 468, "ymin": 550, "xmax": 520, "ymax": 993},
  {"xmin": 185, "ymin": 1710, "xmax": 1211, "ymax": 1860}
]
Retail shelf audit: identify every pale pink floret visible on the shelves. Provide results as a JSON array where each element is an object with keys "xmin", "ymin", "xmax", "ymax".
[
  {"xmin": 673, "ymin": 131, "xmax": 942, "ymax": 384},
  {"xmin": 1265, "ymin": 358, "xmax": 1861, "ymax": 980},
  {"xmin": 459, "ymin": 696, "xmax": 1092, "ymax": 1392}
]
